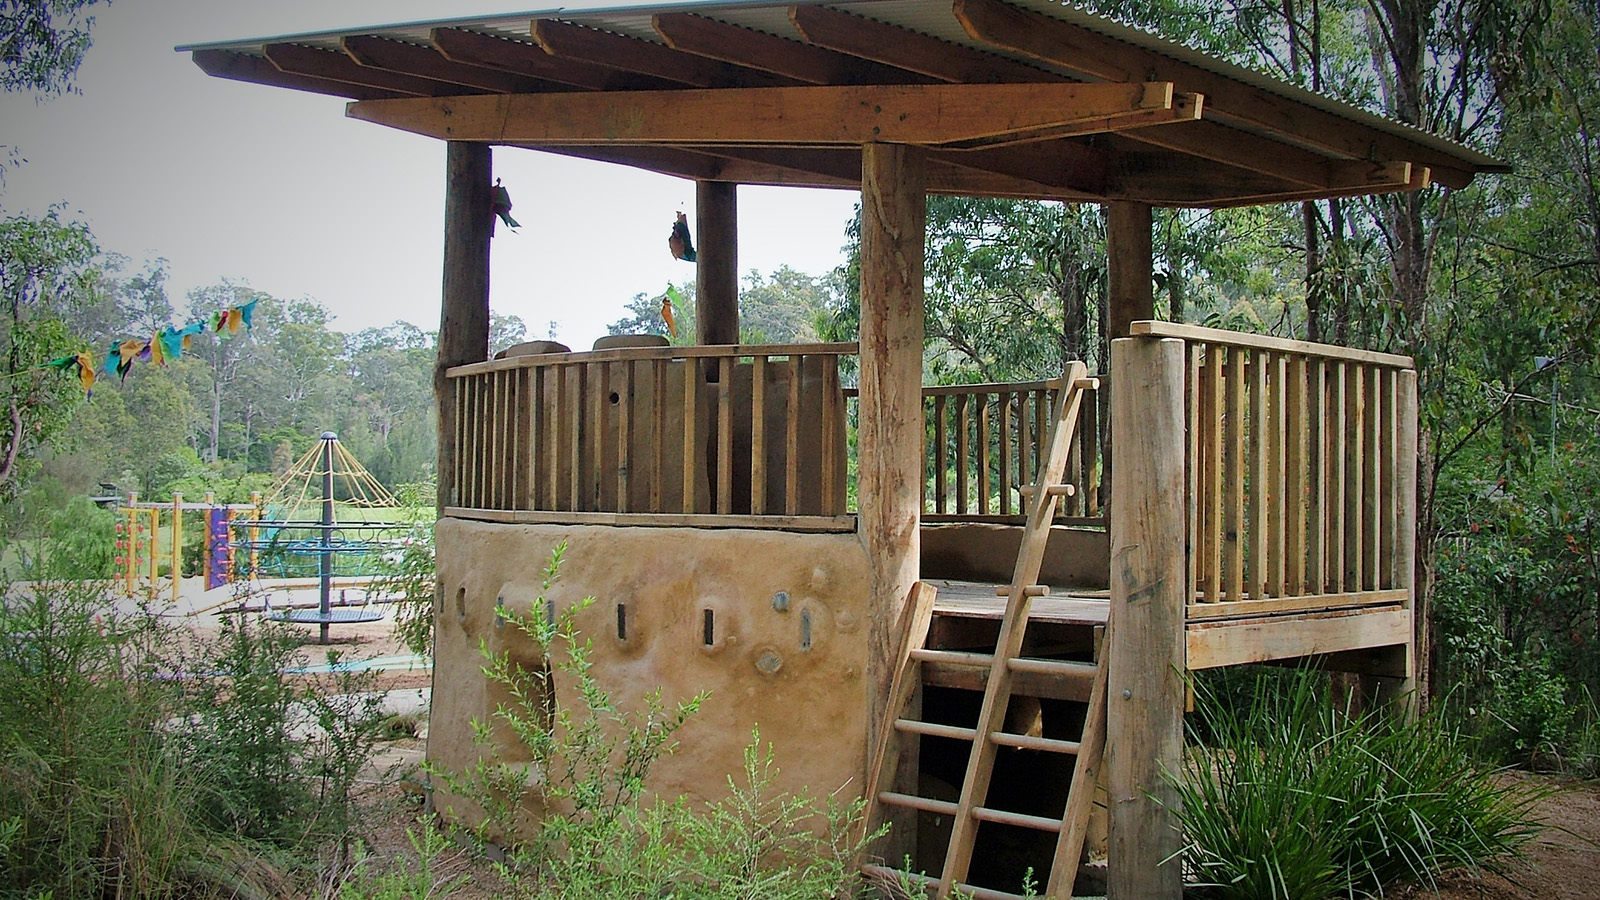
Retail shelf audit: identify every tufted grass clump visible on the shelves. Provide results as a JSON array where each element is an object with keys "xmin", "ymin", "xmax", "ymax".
[{"xmin": 1175, "ymin": 669, "xmax": 1542, "ymax": 900}]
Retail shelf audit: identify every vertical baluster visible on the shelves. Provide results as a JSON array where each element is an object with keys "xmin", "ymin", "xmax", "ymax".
[
  {"xmin": 594, "ymin": 362, "xmax": 610, "ymax": 511},
  {"xmin": 1225, "ymin": 346, "xmax": 1246, "ymax": 602},
  {"xmin": 956, "ymin": 394, "xmax": 970, "ymax": 515},
  {"xmin": 1285, "ymin": 356, "xmax": 1307, "ymax": 596},
  {"xmin": 1206, "ymin": 346, "xmax": 1226, "ymax": 602},
  {"xmin": 1307, "ymin": 359, "xmax": 1326, "ymax": 593},
  {"xmin": 821, "ymin": 356, "xmax": 841, "ymax": 515},
  {"xmin": 934, "ymin": 394, "xmax": 948, "ymax": 514},
  {"xmin": 572, "ymin": 364, "xmax": 587, "ymax": 511},
  {"xmin": 1187, "ymin": 345, "xmax": 1202, "ymax": 601},
  {"xmin": 1329, "ymin": 361, "xmax": 1347, "ymax": 593},
  {"xmin": 1363, "ymin": 366, "xmax": 1382, "ymax": 590},
  {"xmin": 533, "ymin": 366, "xmax": 547, "ymax": 509},
  {"xmin": 1016, "ymin": 390, "xmax": 1031, "ymax": 514},
  {"xmin": 651, "ymin": 359, "xmax": 665, "ymax": 513},
  {"xmin": 977, "ymin": 393, "xmax": 991, "ymax": 515},
  {"xmin": 1344, "ymin": 362, "xmax": 1365, "ymax": 592},
  {"xmin": 1268, "ymin": 353, "xmax": 1287, "ymax": 597},
  {"xmin": 452, "ymin": 377, "xmax": 465, "ymax": 509},
  {"xmin": 1249, "ymin": 350, "xmax": 1269, "ymax": 600},
  {"xmin": 717, "ymin": 355, "xmax": 733, "ymax": 515},
  {"xmin": 550, "ymin": 366, "xmax": 565, "ymax": 511},
  {"xmin": 1380, "ymin": 368, "xmax": 1399, "ymax": 589},
  {"xmin": 786, "ymin": 356, "xmax": 801, "ymax": 515},
  {"xmin": 683, "ymin": 356, "xmax": 698, "ymax": 515},
  {"xmin": 751, "ymin": 355, "xmax": 767, "ymax": 516},
  {"xmin": 618, "ymin": 359, "xmax": 633, "ymax": 514},
  {"xmin": 998, "ymin": 391, "xmax": 1013, "ymax": 516},
  {"xmin": 1080, "ymin": 386, "xmax": 1099, "ymax": 517}
]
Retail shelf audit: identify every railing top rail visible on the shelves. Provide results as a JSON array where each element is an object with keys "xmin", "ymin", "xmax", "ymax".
[
  {"xmin": 1129, "ymin": 321, "xmax": 1413, "ymax": 369},
  {"xmin": 446, "ymin": 341, "xmax": 860, "ymax": 378},
  {"xmin": 842, "ymin": 378, "xmax": 1070, "ymax": 399}
]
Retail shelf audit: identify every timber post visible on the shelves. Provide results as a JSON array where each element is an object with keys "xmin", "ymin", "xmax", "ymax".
[
  {"xmin": 857, "ymin": 142, "xmax": 927, "ymax": 863},
  {"xmin": 1103, "ymin": 201, "xmax": 1154, "ymax": 508},
  {"xmin": 1106, "ymin": 335, "xmax": 1186, "ymax": 900},
  {"xmin": 695, "ymin": 180, "xmax": 739, "ymax": 347},
  {"xmin": 436, "ymin": 141, "xmax": 493, "ymax": 515}
]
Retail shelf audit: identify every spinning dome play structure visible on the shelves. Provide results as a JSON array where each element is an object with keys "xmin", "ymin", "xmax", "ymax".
[{"xmin": 243, "ymin": 432, "xmax": 400, "ymax": 642}]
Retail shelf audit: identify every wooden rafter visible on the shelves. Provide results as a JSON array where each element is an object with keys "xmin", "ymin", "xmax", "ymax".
[
  {"xmin": 341, "ymin": 35, "xmax": 556, "ymax": 94},
  {"xmin": 952, "ymin": 0, "xmax": 1475, "ymax": 188},
  {"xmin": 652, "ymin": 13, "xmax": 934, "ymax": 85},
  {"xmin": 191, "ymin": 49, "xmax": 406, "ymax": 100},
  {"xmin": 1115, "ymin": 153, "xmax": 1416, "ymax": 204},
  {"xmin": 429, "ymin": 27, "xmax": 676, "ymax": 92},
  {"xmin": 345, "ymin": 82, "xmax": 1192, "ymax": 147},
  {"xmin": 787, "ymin": 4, "xmax": 1056, "ymax": 84},
  {"xmin": 530, "ymin": 19, "xmax": 798, "ymax": 88},
  {"xmin": 943, "ymin": 140, "xmax": 1110, "ymax": 195},
  {"xmin": 264, "ymin": 43, "xmax": 473, "ymax": 96}
]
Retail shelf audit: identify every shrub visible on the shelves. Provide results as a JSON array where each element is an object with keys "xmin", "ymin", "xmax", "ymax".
[{"xmin": 1175, "ymin": 669, "xmax": 1541, "ymax": 900}]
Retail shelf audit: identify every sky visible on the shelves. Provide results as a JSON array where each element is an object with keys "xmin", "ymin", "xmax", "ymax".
[{"xmin": 0, "ymin": 0, "xmax": 862, "ymax": 349}]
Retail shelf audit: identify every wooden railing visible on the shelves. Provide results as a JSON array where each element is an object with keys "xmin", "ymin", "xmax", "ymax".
[
  {"xmin": 445, "ymin": 343, "xmax": 855, "ymax": 531},
  {"xmin": 919, "ymin": 380, "xmax": 1103, "ymax": 524},
  {"xmin": 1131, "ymin": 322, "xmax": 1418, "ymax": 615}
]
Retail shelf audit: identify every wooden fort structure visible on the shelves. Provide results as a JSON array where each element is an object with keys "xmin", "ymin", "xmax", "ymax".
[{"xmin": 184, "ymin": 1, "xmax": 1501, "ymax": 896}]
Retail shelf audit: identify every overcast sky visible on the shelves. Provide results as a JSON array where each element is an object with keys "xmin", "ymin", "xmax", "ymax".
[{"xmin": 0, "ymin": 0, "xmax": 861, "ymax": 348}]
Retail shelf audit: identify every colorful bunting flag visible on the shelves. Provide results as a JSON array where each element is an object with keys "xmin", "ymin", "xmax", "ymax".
[
  {"xmin": 49, "ymin": 298, "xmax": 260, "ymax": 393},
  {"xmin": 40, "ymin": 352, "xmax": 97, "ymax": 397}
]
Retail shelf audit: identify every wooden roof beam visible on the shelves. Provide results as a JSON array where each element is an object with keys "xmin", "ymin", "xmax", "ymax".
[
  {"xmin": 342, "ymin": 35, "xmax": 559, "ymax": 94},
  {"xmin": 1113, "ymin": 153, "xmax": 1418, "ymax": 205},
  {"xmin": 652, "ymin": 13, "xmax": 935, "ymax": 85},
  {"xmin": 787, "ymin": 5, "xmax": 1057, "ymax": 84},
  {"xmin": 346, "ymin": 82, "xmax": 1189, "ymax": 147},
  {"xmin": 940, "ymin": 140, "xmax": 1110, "ymax": 195},
  {"xmin": 530, "ymin": 19, "xmax": 798, "ymax": 88},
  {"xmin": 191, "ymin": 49, "xmax": 406, "ymax": 100},
  {"xmin": 953, "ymin": 0, "xmax": 1477, "ymax": 188},
  {"xmin": 429, "ymin": 27, "xmax": 677, "ymax": 92},
  {"xmin": 264, "ymin": 43, "xmax": 476, "ymax": 97}
]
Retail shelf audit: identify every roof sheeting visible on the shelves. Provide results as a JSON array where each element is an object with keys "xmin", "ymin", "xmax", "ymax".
[{"xmin": 180, "ymin": 0, "xmax": 1505, "ymax": 206}]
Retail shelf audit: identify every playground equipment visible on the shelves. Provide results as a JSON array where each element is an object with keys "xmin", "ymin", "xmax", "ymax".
[
  {"xmin": 237, "ymin": 432, "xmax": 400, "ymax": 643},
  {"xmin": 116, "ymin": 491, "xmax": 261, "ymax": 603}
]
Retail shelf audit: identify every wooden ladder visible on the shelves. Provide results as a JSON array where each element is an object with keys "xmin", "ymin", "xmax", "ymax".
[{"xmin": 862, "ymin": 362, "xmax": 1107, "ymax": 900}]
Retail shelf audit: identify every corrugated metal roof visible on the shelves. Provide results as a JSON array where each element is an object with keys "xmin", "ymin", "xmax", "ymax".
[{"xmin": 178, "ymin": 0, "xmax": 1504, "ymax": 174}]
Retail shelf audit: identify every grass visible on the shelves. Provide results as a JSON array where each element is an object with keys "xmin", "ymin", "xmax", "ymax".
[{"xmin": 1175, "ymin": 669, "xmax": 1543, "ymax": 900}]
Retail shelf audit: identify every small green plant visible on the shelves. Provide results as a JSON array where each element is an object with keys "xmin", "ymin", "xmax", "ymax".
[
  {"xmin": 332, "ymin": 822, "xmax": 470, "ymax": 900},
  {"xmin": 1174, "ymin": 669, "xmax": 1542, "ymax": 900},
  {"xmin": 375, "ymin": 479, "xmax": 436, "ymax": 657}
]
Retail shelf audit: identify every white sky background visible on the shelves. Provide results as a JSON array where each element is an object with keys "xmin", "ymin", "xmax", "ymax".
[{"xmin": 0, "ymin": 0, "xmax": 862, "ymax": 348}]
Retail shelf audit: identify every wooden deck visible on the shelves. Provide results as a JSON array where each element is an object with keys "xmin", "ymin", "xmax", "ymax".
[{"xmin": 928, "ymin": 580, "xmax": 1109, "ymax": 626}]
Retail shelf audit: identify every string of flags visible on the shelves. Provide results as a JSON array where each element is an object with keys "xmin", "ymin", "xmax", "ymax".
[{"xmin": 38, "ymin": 298, "xmax": 259, "ymax": 398}]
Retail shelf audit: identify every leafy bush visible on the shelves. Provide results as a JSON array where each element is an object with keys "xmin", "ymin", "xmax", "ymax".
[
  {"xmin": 0, "ymin": 554, "xmax": 194, "ymax": 899},
  {"xmin": 373, "ymin": 479, "xmax": 436, "ymax": 657},
  {"xmin": 1175, "ymin": 669, "xmax": 1541, "ymax": 900}
]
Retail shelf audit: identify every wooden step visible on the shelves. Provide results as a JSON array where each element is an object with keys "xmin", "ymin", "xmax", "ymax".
[
  {"xmin": 911, "ymin": 648, "xmax": 994, "ymax": 667},
  {"xmin": 1008, "ymin": 656, "xmax": 1097, "ymax": 680},
  {"xmin": 989, "ymin": 731, "xmax": 1081, "ymax": 754},
  {"xmin": 895, "ymin": 718, "xmax": 977, "ymax": 741},
  {"xmin": 877, "ymin": 791, "xmax": 958, "ymax": 816},
  {"xmin": 972, "ymin": 805, "xmax": 1064, "ymax": 833},
  {"xmin": 863, "ymin": 866, "xmax": 1037, "ymax": 900}
]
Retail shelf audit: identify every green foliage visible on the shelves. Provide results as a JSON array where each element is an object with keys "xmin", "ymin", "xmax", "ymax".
[
  {"xmin": 0, "ymin": 0, "xmax": 109, "ymax": 96},
  {"xmin": 1175, "ymin": 670, "xmax": 1541, "ymax": 900},
  {"xmin": 0, "ymin": 552, "xmax": 193, "ymax": 899},
  {"xmin": 375, "ymin": 479, "xmax": 437, "ymax": 656},
  {"xmin": 334, "ymin": 823, "xmax": 471, "ymax": 900},
  {"xmin": 173, "ymin": 615, "xmax": 385, "ymax": 845}
]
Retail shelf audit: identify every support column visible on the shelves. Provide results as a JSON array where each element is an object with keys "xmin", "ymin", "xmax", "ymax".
[
  {"xmin": 435, "ymin": 142, "xmax": 493, "ymax": 514},
  {"xmin": 858, "ymin": 142, "xmax": 926, "ymax": 863},
  {"xmin": 1106, "ymin": 335, "xmax": 1186, "ymax": 900},
  {"xmin": 1106, "ymin": 201, "xmax": 1154, "ymax": 340},
  {"xmin": 695, "ymin": 181, "xmax": 739, "ymax": 346}
]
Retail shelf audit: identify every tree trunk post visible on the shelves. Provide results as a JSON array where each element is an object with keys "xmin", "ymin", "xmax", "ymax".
[
  {"xmin": 436, "ymin": 142, "xmax": 493, "ymax": 515},
  {"xmin": 1106, "ymin": 334, "xmax": 1186, "ymax": 900},
  {"xmin": 695, "ymin": 181, "xmax": 739, "ymax": 347},
  {"xmin": 857, "ymin": 142, "xmax": 926, "ymax": 864}
]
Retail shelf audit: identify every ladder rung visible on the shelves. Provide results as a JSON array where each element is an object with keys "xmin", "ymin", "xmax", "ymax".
[
  {"xmin": 995, "ymin": 584, "xmax": 1050, "ymax": 597},
  {"xmin": 1017, "ymin": 482, "xmax": 1076, "ymax": 498},
  {"xmin": 989, "ymin": 731, "xmax": 1082, "ymax": 754},
  {"xmin": 1074, "ymin": 376, "xmax": 1100, "ymax": 391},
  {"xmin": 895, "ymin": 719, "xmax": 976, "ymax": 741},
  {"xmin": 860, "ymin": 868, "xmax": 1033, "ymax": 900},
  {"xmin": 972, "ymin": 805, "xmax": 1064, "ymax": 833},
  {"xmin": 1007, "ymin": 656, "xmax": 1097, "ymax": 680},
  {"xmin": 877, "ymin": 791, "xmax": 958, "ymax": 816},
  {"xmin": 910, "ymin": 648, "xmax": 994, "ymax": 667}
]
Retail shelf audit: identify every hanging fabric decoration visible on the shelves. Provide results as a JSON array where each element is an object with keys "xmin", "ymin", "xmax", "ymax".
[
  {"xmin": 668, "ymin": 211, "xmax": 696, "ymax": 262},
  {"xmin": 662, "ymin": 284, "xmax": 683, "ymax": 339},
  {"xmin": 491, "ymin": 178, "xmax": 520, "ymax": 234},
  {"xmin": 47, "ymin": 298, "xmax": 260, "ymax": 391},
  {"xmin": 41, "ymin": 353, "xmax": 97, "ymax": 397}
]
